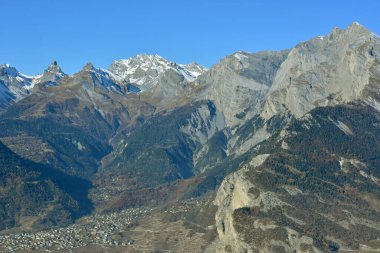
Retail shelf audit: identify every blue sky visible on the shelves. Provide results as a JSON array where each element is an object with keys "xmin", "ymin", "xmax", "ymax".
[{"xmin": 1, "ymin": 0, "xmax": 380, "ymax": 75}]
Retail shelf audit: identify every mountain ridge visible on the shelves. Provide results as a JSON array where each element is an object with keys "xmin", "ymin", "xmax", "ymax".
[{"xmin": 1, "ymin": 22, "xmax": 380, "ymax": 253}]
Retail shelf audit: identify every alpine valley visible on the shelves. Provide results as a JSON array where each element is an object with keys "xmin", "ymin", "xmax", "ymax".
[{"xmin": 0, "ymin": 22, "xmax": 380, "ymax": 253}]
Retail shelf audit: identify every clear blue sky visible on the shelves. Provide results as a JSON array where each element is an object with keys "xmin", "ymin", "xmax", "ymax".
[{"xmin": 1, "ymin": 0, "xmax": 380, "ymax": 75}]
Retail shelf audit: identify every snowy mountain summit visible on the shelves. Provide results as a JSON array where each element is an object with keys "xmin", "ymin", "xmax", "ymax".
[
  {"xmin": 0, "ymin": 61, "xmax": 69, "ymax": 109},
  {"xmin": 109, "ymin": 54, "xmax": 207, "ymax": 91},
  {"xmin": 0, "ymin": 64, "xmax": 34, "ymax": 108},
  {"xmin": 0, "ymin": 55, "xmax": 206, "ymax": 109}
]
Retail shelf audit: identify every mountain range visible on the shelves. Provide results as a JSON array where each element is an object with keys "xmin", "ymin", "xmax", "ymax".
[{"xmin": 0, "ymin": 22, "xmax": 379, "ymax": 253}]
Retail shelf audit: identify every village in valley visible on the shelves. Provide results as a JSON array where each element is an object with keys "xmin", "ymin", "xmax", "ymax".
[
  {"xmin": 0, "ymin": 207, "xmax": 150, "ymax": 253},
  {"xmin": 0, "ymin": 199, "xmax": 213, "ymax": 253}
]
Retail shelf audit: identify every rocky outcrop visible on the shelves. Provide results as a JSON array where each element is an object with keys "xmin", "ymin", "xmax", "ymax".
[
  {"xmin": 212, "ymin": 154, "xmax": 270, "ymax": 253},
  {"xmin": 211, "ymin": 104, "xmax": 380, "ymax": 253}
]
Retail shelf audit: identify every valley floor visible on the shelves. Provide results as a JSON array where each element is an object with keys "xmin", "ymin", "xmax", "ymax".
[{"xmin": 0, "ymin": 199, "xmax": 216, "ymax": 253}]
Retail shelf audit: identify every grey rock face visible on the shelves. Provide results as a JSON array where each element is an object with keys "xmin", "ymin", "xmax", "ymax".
[
  {"xmin": 262, "ymin": 22, "xmax": 380, "ymax": 119},
  {"xmin": 180, "ymin": 101, "xmax": 226, "ymax": 146},
  {"xmin": 192, "ymin": 50, "xmax": 289, "ymax": 127},
  {"xmin": 222, "ymin": 23, "xmax": 380, "ymax": 156}
]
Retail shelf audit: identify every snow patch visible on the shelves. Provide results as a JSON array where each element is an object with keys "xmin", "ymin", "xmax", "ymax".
[
  {"xmin": 317, "ymin": 35, "xmax": 324, "ymax": 40},
  {"xmin": 15, "ymin": 76, "xmax": 24, "ymax": 82},
  {"xmin": 233, "ymin": 52, "xmax": 248, "ymax": 61}
]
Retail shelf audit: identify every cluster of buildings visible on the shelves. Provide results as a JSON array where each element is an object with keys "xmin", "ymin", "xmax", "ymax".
[{"xmin": 0, "ymin": 207, "xmax": 150, "ymax": 253}]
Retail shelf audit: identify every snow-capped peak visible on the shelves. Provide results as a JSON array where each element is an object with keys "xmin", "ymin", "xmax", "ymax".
[
  {"xmin": 0, "ymin": 64, "xmax": 34, "ymax": 88},
  {"xmin": 109, "ymin": 54, "xmax": 172, "ymax": 80},
  {"xmin": 0, "ymin": 64, "xmax": 35, "ymax": 80},
  {"xmin": 108, "ymin": 54, "xmax": 207, "ymax": 91},
  {"xmin": 0, "ymin": 64, "xmax": 34, "ymax": 106}
]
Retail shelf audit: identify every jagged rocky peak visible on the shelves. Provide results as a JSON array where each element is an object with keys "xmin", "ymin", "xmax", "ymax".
[
  {"xmin": 74, "ymin": 62, "xmax": 126, "ymax": 93},
  {"xmin": 82, "ymin": 62, "xmax": 95, "ymax": 71},
  {"xmin": 48, "ymin": 61, "xmax": 65, "ymax": 76},
  {"xmin": 0, "ymin": 64, "xmax": 19, "ymax": 77},
  {"xmin": 80, "ymin": 62, "xmax": 111, "ymax": 78},
  {"xmin": 261, "ymin": 22, "xmax": 380, "ymax": 119},
  {"xmin": 108, "ymin": 54, "xmax": 207, "ymax": 91},
  {"xmin": 46, "ymin": 60, "xmax": 62, "ymax": 73},
  {"xmin": 80, "ymin": 62, "xmax": 121, "ymax": 81},
  {"xmin": 34, "ymin": 60, "xmax": 67, "ymax": 86}
]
